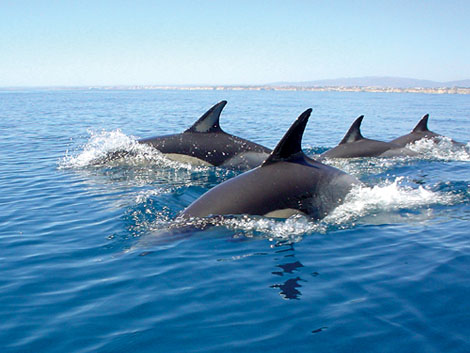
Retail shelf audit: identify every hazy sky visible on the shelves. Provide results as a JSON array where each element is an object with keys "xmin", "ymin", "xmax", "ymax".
[{"xmin": 1, "ymin": 0, "xmax": 469, "ymax": 86}]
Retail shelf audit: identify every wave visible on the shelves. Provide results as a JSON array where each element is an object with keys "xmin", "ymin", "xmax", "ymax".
[
  {"xmin": 130, "ymin": 177, "xmax": 464, "ymax": 247},
  {"xmin": 406, "ymin": 137, "xmax": 470, "ymax": 161},
  {"xmin": 59, "ymin": 129, "xmax": 210, "ymax": 171},
  {"xmin": 324, "ymin": 177, "xmax": 462, "ymax": 225},
  {"xmin": 222, "ymin": 178, "xmax": 460, "ymax": 239},
  {"xmin": 319, "ymin": 156, "xmax": 413, "ymax": 178},
  {"xmin": 312, "ymin": 138, "xmax": 470, "ymax": 177},
  {"xmin": 61, "ymin": 130, "xmax": 468, "ymax": 246}
]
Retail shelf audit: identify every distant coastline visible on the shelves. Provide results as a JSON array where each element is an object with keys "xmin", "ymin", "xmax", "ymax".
[
  {"xmin": 77, "ymin": 85, "xmax": 470, "ymax": 95},
  {"xmin": 2, "ymin": 76, "xmax": 470, "ymax": 94},
  {"xmin": 2, "ymin": 85, "xmax": 469, "ymax": 95}
]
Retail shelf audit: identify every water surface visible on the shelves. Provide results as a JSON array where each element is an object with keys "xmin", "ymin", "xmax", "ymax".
[{"xmin": 1, "ymin": 89, "xmax": 469, "ymax": 352}]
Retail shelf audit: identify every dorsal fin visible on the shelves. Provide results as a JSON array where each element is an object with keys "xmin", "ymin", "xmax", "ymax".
[
  {"xmin": 412, "ymin": 114, "xmax": 430, "ymax": 133},
  {"xmin": 262, "ymin": 109, "xmax": 312, "ymax": 166},
  {"xmin": 185, "ymin": 101, "xmax": 227, "ymax": 133},
  {"xmin": 339, "ymin": 115, "xmax": 364, "ymax": 144}
]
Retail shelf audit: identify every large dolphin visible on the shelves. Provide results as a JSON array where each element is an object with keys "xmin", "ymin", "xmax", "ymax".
[
  {"xmin": 390, "ymin": 114, "xmax": 465, "ymax": 147},
  {"xmin": 138, "ymin": 101, "xmax": 271, "ymax": 170},
  {"xmin": 320, "ymin": 116, "xmax": 418, "ymax": 159},
  {"xmin": 179, "ymin": 109, "xmax": 360, "ymax": 220}
]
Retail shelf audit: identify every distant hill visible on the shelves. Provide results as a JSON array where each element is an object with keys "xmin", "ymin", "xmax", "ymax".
[{"xmin": 269, "ymin": 76, "xmax": 470, "ymax": 88}]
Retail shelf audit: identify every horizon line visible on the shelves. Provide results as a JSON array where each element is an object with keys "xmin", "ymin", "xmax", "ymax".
[
  {"xmin": 2, "ymin": 75, "xmax": 470, "ymax": 90},
  {"xmin": 1, "ymin": 85, "xmax": 470, "ymax": 95}
]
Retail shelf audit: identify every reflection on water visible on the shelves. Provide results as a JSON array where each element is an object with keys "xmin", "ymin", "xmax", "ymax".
[
  {"xmin": 2, "ymin": 89, "xmax": 470, "ymax": 353},
  {"xmin": 272, "ymin": 261, "xmax": 304, "ymax": 276},
  {"xmin": 270, "ymin": 244, "xmax": 306, "ymax": 300},
  {"xmin": 271, "ymin": 277, "xmax": 304, "ymax": 300}
]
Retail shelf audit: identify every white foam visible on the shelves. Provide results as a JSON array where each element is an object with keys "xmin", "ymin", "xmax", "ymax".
[
  {"xmin": 222, "ymin": 214, "xmax": 327, "ymax": 242},
  {"xmin": 134, "ymin": 188, "xmax": 171, "ymax": 204},
  {"xmin": 325, "ymin": 177, "xmax": 459, "ymax": 225},
  {"xmin": 317, "ymin": 137, "xmax": 470, "ymax": 177},
  {"xmin": 59, "ymin": 129, "xmax": 136, "ymax": 168},
  {"xmin": 59, "ymin": 129, "xmax": 210, "ymax": 171},
  {"xmin": 193, "ymin": 177, "xmax": 461, "ymax": 240},
  {"xmin": 321, "ymin": 156, "xmax": 409, "ymax": 177},
  {"xmin": 406, "ymin": 137, "xmax": 470, "ymax": 161}
]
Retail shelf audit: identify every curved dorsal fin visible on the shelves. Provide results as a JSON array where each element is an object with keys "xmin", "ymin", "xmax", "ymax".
[
  {"xmin": 185, "ymin": 100, "xmax": 227, "ymax": 133},
  {"xmin": 262, "ymin": 109, "xmax": 312, "ymax": 166},
  {"xmin": 339, "ymin": 115, "xmax": 364, "ymax": 144},
  {"xmin": 412, "ymin": 114, "xmax": 430, "ymax": 133}
]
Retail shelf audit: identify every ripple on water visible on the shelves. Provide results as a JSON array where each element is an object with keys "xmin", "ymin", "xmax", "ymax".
[{"xmin": 2, "ymin": 90, "xmax": 470, "ymax": 353}]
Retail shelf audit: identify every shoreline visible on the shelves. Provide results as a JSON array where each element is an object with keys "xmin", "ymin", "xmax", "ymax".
[{"xmin": 1, "ymin": 85, "xmax": 470, "ymax": 95}]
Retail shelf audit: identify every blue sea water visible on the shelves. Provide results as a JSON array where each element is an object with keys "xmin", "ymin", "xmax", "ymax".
[{"xmin": 1, "ymin": 89, "xmax": 469, "ymax": 352}]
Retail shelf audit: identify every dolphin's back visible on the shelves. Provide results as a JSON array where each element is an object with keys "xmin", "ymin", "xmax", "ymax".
[
  {"xmin": 321, "ymin": 116, "xmax": 417, "ymax": 158},
  {"xmin": 390, "ymin": 114, "xmax": 466, "ymax": 147},
  {"xmin": 140, "ymin": 131, "xmax": 270, "ymax": 167},
  {"xmin": 180, "ymin": 159, "xmax": 357, "ymax": 219},
  {"xmin": 390, "ymin": 114, "xmax": 437, "ymax": 147},
  {"xmin": 390, "ymin": 132, "xmax": 434, "ymax": 147},
  {"xmin": 321, "ymin": 138, "xmax": 417, "ymax": 158},
  {"xmin": 180, "ymin": 109, "xmax": 360, "ymax": 220},
  {"xmin": 321, "ymin": 138, "xmax": 393, "ymax": 158},
  {"xmin": 137, "ymin": 101, "xmax": 271, "ymax": 169}
]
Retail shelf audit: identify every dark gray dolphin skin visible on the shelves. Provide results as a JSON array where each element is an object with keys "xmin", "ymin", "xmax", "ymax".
[
  {"xmin": 320, "ymin": 116, "xmax": 418, "ymax": 159},
  {"xmin": 390, "ymin": 114, "xmax": 465, "ymax": 147},
  {"xmin": 179, "ymin": 109, "xmax": 360, "ymax": 220},
  {"xmin": 138, "ymin": 101, "xmax": 271, "ymax": 169}
]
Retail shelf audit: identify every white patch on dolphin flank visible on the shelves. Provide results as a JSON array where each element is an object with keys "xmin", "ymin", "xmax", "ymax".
[
  {"xmin": 164, "ymin": 153, "xmax": 213, "ymax": 166},
  {"xmin": 264, "ymin": 208, "xmax": 307, "ymax": 218}
]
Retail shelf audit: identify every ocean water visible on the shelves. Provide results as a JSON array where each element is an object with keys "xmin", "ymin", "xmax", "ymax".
[{"xmin": 1, "ymin": 89, "xmax": 469, "ymax": 352}]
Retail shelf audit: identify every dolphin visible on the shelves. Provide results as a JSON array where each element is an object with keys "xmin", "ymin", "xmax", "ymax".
[
  {"xmin": 138, "ymin": 101, "xmax": 271, "ymax": 170},
  {"xmin": 320, "ymin": 116, "xmax": 418, "ymax": 159},
  {"xmin": 179, "ymin": 109, "xmax": 360, "ymax": 220},
  {"xmin": 390, "ymin": 114, "xmax": 465, "ymax": 147}
]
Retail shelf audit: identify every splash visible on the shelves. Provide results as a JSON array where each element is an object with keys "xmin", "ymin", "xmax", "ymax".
[
  {"xmin": 134, "ymin": 188, "xmax": 173, "ymax": 204},
  {"xmin": 59, "ymin": 129, "xmax": 210, "ymax": 171},
  {"xmin": 217, "ymin": 179, "xmax": 454, "ymax": 239},
  {"xmin": 325, "ymin": 177, "xmax": 460, "ymax": 225},
  {"xmin": 320, "ymin": 156, "xmax": 412, "ymax": 178},
  {"xmin": 220, "ymin": 177, "xmax": 460, "ymax": 238},
  {"xmin": 222, "ymin": 214, "xmax": 327, "ymax": 243},
  {"xmin": 132, "ymin": 177, "xmax": 462, "ymax": 246},
  {"xmin": 406, "ymin": 137, "xmax": 470, "ymax": 161},
  {"xmin": 316, "ymin": 138, "xmax": 470, "ymax": 178}
]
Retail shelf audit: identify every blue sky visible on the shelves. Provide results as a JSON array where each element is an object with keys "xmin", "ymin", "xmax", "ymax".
[{"xmin": 1, "ymin": 0, "xmax": 469, "ymax": 86}]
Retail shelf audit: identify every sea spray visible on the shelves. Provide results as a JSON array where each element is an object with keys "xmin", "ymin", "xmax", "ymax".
[
  {"xmin": 59, "ymin": 129, "xmax": 210, "ymax": 171},
  {"xmin": 325, "ymin": 177, "xmax": 460, "ymax": 225},
  {"xmin": 130, "ymin": 177, "xmax": 461, "ymax": 246},
  {"xmin": 406, "ymin": 137, "xmax": 470, "ymax": 161}
]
